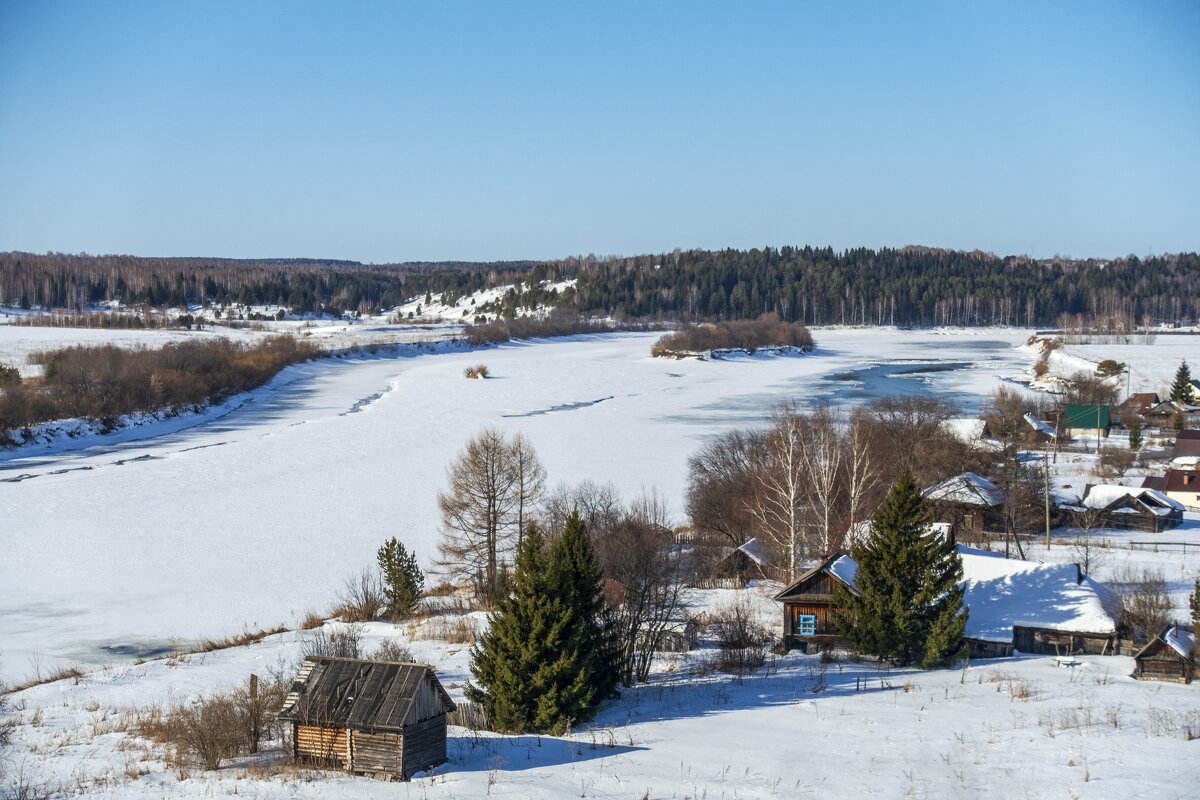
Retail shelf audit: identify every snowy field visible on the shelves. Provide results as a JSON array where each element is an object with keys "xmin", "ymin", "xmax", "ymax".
[
  {"xmin": 1049, "ymin": 334, "xmax": 1200, "ymax": 396},
  {"xmin": 2, "ymin": 328, "xmax": 1036, "ymax": 683},
  {"xmin": 5, "ymin": 591, "xmax": 1200, "ymax": 799}
]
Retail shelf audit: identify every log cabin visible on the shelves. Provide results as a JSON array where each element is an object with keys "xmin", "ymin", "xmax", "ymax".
[
  {"xmin": 277, "ymin": 656, "xmax": 457, "ymax": 780},
  {"xmin": 1133, "ymin": 624, "xmax": 1195, "ymax": 683},
  {"xmin": 773, "ymin": 553, "xmax": 858, "ymax": 653}
]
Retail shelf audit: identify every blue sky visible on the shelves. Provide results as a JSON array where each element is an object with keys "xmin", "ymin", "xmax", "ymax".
[{"xmin": 1, "ymin": 1, "xmax": 1197, "ymax": 262}]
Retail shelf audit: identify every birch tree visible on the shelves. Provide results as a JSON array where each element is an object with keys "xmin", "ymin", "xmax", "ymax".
[{"xmin": 749, "ymin": 404, "xmax": 808, "ymax": 582}]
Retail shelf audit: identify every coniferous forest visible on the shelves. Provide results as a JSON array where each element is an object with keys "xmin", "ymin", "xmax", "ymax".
[{"xmin": 2, "ymin": 247, "xmax": 1198, "ymax": 327}]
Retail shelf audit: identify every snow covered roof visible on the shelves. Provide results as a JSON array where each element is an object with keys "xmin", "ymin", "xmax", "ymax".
[
  {"xmin": 814, "ymin": 546, "xmax": 1117, "ymax": 644},
  {"xmin": 1081, "ymin": 484, "xmax": 1186, "ymax": 515},
  {"xmin": 827, "ymin": 555, "xmax": 857, "ymax": 588},
  {"xmin": 734, "ymin": 538, "xmax": 767, "ymax": 567},
  {"xmin": 923, "ymin": 472, "xmax": 1004, "ymax": 507},
  {"xmin": 1162, "ymin": 626, "xmax": 1195, "ymax": 659},
  {"xmin": 1024, "ymin": 413, "xmax": 1059, "ymax": 438},
  {"xmin": 845, "ymin": 520, "xmax": 950, "ymax": 547},
  {"xmin": 958, "ymin": 546, "xmax": 1116, "ymax": 642}
]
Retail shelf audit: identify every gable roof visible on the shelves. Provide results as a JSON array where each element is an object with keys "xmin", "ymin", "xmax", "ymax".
[
  {"xmin": 1024, "ymin": 413, "xmax": 1060, "ymax": 439},
  {"xmin": 1171, "ymin": 436, "xmax": 1200, "ymax": 460},
  {"xmin": 773, "ymin": 553, "xmax": 860, "ymax": 601},
  {"xmin": 1163, "ymin": 469, "xmax": 1200, "ymax": 493},
  {"xmin": 1134, "ymin": 625, "xmax": 1195, "ymax": 660},
  {"xmin": 1081, "ymin": 484, "xmax": 1186, "ymax": 515},
  {"xmin": 733, "ymin": 537, "xmax": 767, "ymax": 567},
  {"xmin": 277, "ymin": 657, "xmax": 455, "ymax": 733},
  {"xmin": 923, "ymin": 471, "xmax": 1004, "ymax": 507},
  {"xmin": 1063, "ymin": 404, "xmax": 1110, "ymax": 429},
  {"xmin": 1119, "ymin": 393, "xmax": 1159, "ymax": 413}
]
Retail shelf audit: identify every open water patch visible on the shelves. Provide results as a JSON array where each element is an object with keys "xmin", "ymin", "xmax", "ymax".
[{"xmin": 503, "ymin": 396, "xmax": 615, "ymax": 418}]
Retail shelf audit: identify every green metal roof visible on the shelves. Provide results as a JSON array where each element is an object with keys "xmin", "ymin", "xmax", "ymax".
[{"xmin": 1063, "ymin": 404, "xmax": 1110, "ymax": 429}]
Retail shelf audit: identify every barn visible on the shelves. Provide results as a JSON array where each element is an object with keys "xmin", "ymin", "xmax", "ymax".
[
  {"xmin": 277, "ymin": 656, "xmax": 457, "ymax": 780},
  {"xmin": 1133, "ymin": 625, "xmax": 1195, "ymax": 683}
]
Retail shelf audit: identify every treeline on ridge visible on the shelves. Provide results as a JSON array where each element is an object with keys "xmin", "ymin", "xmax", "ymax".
[
  {"xmin": 0, "ymin": 252, "xmax": 536, "ymax": 317},
  {"xmin": 651, "ymin": 315, "xmax": 814, "ymax": 357},
  {"xmin": 0, "ymin": 337, "xmax": 317, "ymax": 442},
  {"xmin": 555, "ymin": 247, "xmax": 1200, "ymax": 327}
]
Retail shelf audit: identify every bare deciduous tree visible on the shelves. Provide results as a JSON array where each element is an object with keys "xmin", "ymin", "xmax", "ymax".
[
  {"xmin": 798, "ymin": 404, "xmax": 844, "ymax": 556},
  {"xmin": 436, "ymin": 428, "xmax": 546, "ymax": 600},
  {"xmin": 685, "ymin": 428, "xmax": 766, "ymax": 548},
  {"xmin": 748, "ymin": 404, "xmax": 809, "ymax": 582}
]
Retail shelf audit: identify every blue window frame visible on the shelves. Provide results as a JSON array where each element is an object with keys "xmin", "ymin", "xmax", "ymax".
[{"xmin": 797, "ymin": 614, "xmax": 816, "ymax": 636}]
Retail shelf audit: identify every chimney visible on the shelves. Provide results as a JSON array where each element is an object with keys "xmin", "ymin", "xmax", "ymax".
[{"xmin": 1175, "ymin": 622, "xmax": 1179, "ymax": 638}]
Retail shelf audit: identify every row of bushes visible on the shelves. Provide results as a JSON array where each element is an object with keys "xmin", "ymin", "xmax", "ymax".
[
  {"xmin": 651, "ymin": 315, "xmax": 814, "ymax": 357},
  {"xmin": 0, "ymin": 336, "xmax": 318, "ymax": 442}
]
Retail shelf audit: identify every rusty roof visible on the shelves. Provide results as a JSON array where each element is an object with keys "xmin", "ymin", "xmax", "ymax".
[{"xmin": 277, "ymin": 657, "xmax": 455, "ymax": 733}]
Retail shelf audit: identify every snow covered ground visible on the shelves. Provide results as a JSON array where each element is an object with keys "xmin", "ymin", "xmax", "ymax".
[
  {"xmin": 1, "ymin": 328, "xmax": 1035, "ymax": 684},
  {"xmin": 4, "ymin": 326, "xmax": 1200, "ymax": 799},
  {"xmin": 4, "ymin": 589, "xmax": 1200, "ymax": 800},
  {"xmin": 1049, "ymin": 334, "xmax": 1200, "ymax": 397}
]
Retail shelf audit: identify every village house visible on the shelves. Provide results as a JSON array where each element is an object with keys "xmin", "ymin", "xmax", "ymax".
[
  {"xmin": 1023, "ymin": 412, "xmax": 1063, "ymax": 443},
  {"xmin": 921, "ymin": 472, "xmax": 1005, "ymax": 541},
  {"xmin": 1069, "ymin": 484, "xmax": 1185, "ymax": 532},
  {"xmin": 712, "ymin": 538, "xmax": 769, "ymax": 586},
  {"xmin": 1160, "ymin": 467, "xmax": 1200, "ymax": 511},
  {"xmin": 1114, "ymin": 393, "xmax": 1159, "ymax": 426},
  {"xmin": 1133, "ymin": 624, "xmax": 1194, "ymax": 683},
  {"xmin": 1170, "ymin": 429, "xmax": 1200, "ymax": 460},
  {"xmin": 774, "ymin": 546, "xmax": 1118, "ymax": 658},
  {"xmin": 277, "ymin": 656, "xmax": 456, "ymax": 781},
  {"xmin": 1062, "ymin": 403, "xmax": 1110, "ymax": 438}
]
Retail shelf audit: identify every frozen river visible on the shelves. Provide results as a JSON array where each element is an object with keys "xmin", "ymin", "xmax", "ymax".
[{"xmin": 0, "ymin": 327, "xmax": 1035, "ymax": 682}]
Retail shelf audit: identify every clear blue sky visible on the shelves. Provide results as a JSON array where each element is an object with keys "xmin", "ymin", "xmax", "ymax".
[{"xmin": 1, "ymin": 1, "xmax": 1197, "ymax": 262}]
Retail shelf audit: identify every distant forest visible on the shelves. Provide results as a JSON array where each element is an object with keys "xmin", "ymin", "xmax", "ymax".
[
  {"xmin": 554, "ymin": 247, "xmax": 1200, "ymax": 327},
  {"xmin": 0, "ymin": 252, "xmax": 535, "ymax": 317},
  {"xmin": 2, "ymin": 247, "xmax": 1198, "ymax": 327}
]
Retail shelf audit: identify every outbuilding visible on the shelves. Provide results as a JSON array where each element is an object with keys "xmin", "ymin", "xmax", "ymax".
[
  {"xmin": 1133, "ymin": 624, "xmax": 1195, "ymax": 683},
  {"xmin": 277, "ymin": 656, "xmax": 457, "ymax": 780}
]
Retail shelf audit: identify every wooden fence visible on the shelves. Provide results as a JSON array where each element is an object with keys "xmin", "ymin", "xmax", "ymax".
[{"xmin": 447, "ymin": 701, "xmax": 490, "ymax": 731}]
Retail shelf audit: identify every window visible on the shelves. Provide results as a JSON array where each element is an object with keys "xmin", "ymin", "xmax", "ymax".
[{"xmin": 797, "ymin": 614, "xmax": 816, "ymax": 636}]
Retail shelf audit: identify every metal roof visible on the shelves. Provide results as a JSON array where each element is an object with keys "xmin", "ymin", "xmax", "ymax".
[{"xmin": 277, "ymin": 657, "xmax": 456, "ymax": 733}]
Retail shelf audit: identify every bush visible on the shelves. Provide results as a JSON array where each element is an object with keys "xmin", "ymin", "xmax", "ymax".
[
  {"xmin": 336, "ymin": 568, "xmax": 386, "ymax": 622},
  {"xmin": 708, "ymin": 598, "xmax": 772, "ymax": 675},
  {"xmin": 301, "ymin": 625, "xmax": 364, "ymax": 660},
  {"xmin": 652, "ymin": 314, "xmax": 814, "ymax": 358},
  {"xmin": 1108, "ymin": 567, "xmax": 1173, "ymax": 643},
  {"xmin": 168, "ymin": 695, "xmax": 241, "ymax": 771},
  {"xmin": 369, "ymin": 639, "xmax": 417, "ymax": 663},
  {"xmin": 463, "ymin": 364, "xmax": 490, "ymax": 379}
]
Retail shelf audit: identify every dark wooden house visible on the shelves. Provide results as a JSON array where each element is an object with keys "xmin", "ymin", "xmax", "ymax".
[
  {"xmin": 922, "ymin": 472, "xmax": 1006, "ymax": 540},
  {"xmin": 713, "ymin": 538, "xmax": 768, "ymax": 586},
  {"xmin": 773, "ymin": 553, "xmax": 858, "ymax": 652},
  {"xmin": 277, "ymin": 656, "xmax": 456, "ymax": 780},
  {"xmin": 1133, "ymin": 625, "xmax": 1194, "ymax": 683},
  {"xmin": 1070, "ymin": 484, "xmax": 1185, "ymax": 532}
]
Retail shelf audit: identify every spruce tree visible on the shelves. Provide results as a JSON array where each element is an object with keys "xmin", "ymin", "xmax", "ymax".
[
  {"xmin": 466, "ymin": 526, "xmax": 595, "ymax": 734},
  {"xmin": 1169, "ymin": 360, "xmax": 1192, "ymax": 403},
  {"xmin": 833, "ymin": 470, "xmax": 968, "ymax": 667},
  {"xmin": 549, "ymin": 511, "xmax": 620, "ymax": 702},
  {"xmin": 377, "ymin": 537, "xmax": 424, "ymax": 619}
]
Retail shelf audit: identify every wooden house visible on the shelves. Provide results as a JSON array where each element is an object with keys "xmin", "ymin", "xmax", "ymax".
[
  {"xmin": 1115, "ymin": 392, "xmax": 1159, "ymax": 426},
  {"xmin": 1070, "ymin": 484, "xmax": 1185, "ymax": 532},
  {"xmin": 1133, "ymin": 624, "xmax": 1194, "ymax": 683},
  {"xmin": 712, "ymin": 538, "xmax": 768, "ymax": 585},
  {"xmin": 773, "ymin": 553, "xmax": 858, "ymax": 653},
  {"xmin": 1063, "ymin": 404, "xmax": 1111, "ymax": 438},
  {"xmin": 1161, "ymin": 467, "xmax": 1200, "ymax": 511},
  {"xmin": 922, "ymin": 472, "xmax": 1005, "ymax": 540},
  {"xmin": 277, "ymin": 657, "xmax": 456, "ymax": 781}
]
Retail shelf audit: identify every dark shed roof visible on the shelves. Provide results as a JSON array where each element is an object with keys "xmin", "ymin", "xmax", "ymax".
[{"xmin": 277, "ymin": 657, "xmax": 455, "ymax": 733}]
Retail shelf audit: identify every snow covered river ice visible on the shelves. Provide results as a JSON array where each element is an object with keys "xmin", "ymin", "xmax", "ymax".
[{"xmin": 0, "ymin": 328, "xmax": 1035, "ymax": 682}]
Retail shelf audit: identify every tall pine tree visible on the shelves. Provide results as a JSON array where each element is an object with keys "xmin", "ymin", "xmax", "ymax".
[
  {"xmin": 466, "ymin": 526, "xmax": 597, "ymax": 734},
  {"xmin": 833, "ymin": 470, "xmax": 968, "ymax": 668},
  {"xmin": 1169, "ymin": 360, "xmax": 1192, "ymax": 403}
]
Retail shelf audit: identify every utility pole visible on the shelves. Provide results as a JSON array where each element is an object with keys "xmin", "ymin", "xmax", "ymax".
[{"xmin": 1043, "ymin": 451, "xmax": 1052, "ymax": 550}]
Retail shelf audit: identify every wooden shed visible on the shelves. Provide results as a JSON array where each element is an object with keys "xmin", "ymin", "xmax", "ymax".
[
  {"xmin": 277, "ymin": 657, "xmax": 457, "ymax": 780},
  {"xmin": 773, "ymin": 553, "xmax": 858, "ymax": 653},
  {"xmin": 1133, "ymin": 625, "xmax": 1195, "ymax": 683}
]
